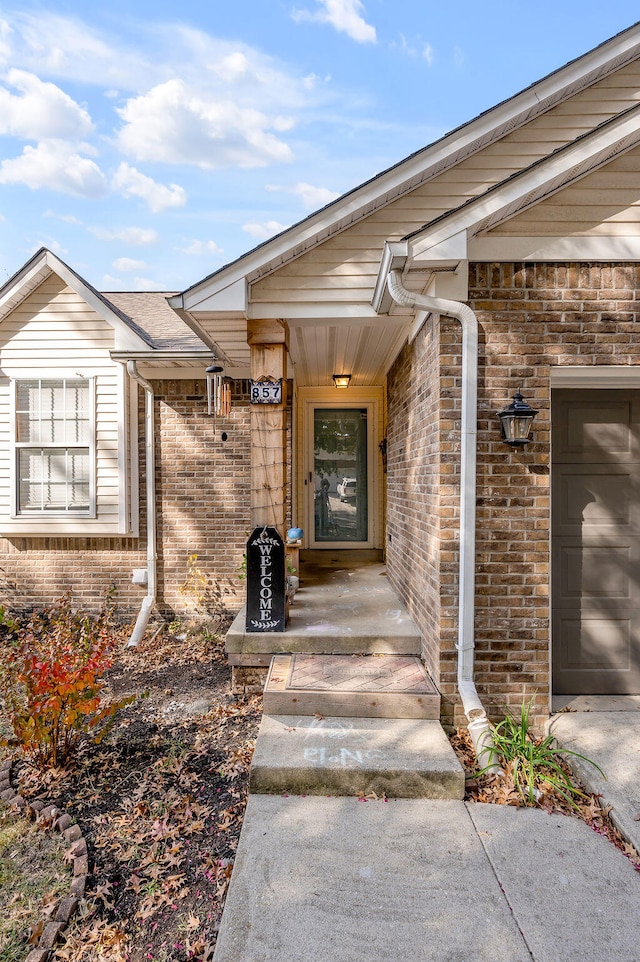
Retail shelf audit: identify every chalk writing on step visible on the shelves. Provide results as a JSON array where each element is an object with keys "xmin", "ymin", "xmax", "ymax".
[{"xmin": 303, "ymin": 747, "xmax": 385, "ymax": 768}]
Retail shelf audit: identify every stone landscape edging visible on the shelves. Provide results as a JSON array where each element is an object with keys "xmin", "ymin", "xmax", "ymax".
[{"xmin": 0, "ymin": 755, "xmax": 89, "ymax": 962}]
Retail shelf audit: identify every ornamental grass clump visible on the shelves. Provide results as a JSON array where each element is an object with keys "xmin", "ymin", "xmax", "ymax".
[
  {"xmin": 478, "ymin": 699, "xmax": 605, "ymax": 807},
  {"xmin": 0, "ymin": 593, "xmax": 134, "ymax": 769}
]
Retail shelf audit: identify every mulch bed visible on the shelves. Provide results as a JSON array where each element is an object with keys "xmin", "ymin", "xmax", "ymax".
[
  {"xmin": 11, "ymin": 625, "xmax": 262, "ymax": 962},
  {"xmin": 7, "ymin": 622, "xmax": 640, "ymax": 960}
]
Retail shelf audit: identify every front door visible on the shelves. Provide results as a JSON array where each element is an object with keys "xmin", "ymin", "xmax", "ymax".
[
  {"xmin": 307, "ymin": 404, "xmax": 374, "ymax": 548},
  {"xmin": 552, "ymin": 389, "xmax": 640, "ymax": 693}
]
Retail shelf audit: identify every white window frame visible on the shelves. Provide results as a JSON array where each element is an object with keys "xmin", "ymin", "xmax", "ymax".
[{"xmin": 11, "ymin": 377, "xmax": 96, "ymax": 519}]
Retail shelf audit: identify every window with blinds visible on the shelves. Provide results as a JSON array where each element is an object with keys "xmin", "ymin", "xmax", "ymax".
[{"xmin": 14, "ymin": 379, "xmax": 94, "ymax": 515}]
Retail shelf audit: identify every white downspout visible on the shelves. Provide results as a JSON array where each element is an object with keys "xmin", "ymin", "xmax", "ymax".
[
  {"xmin": 387, "ymin": 271, "xmax": 498, "ymax": 770},
  {"xmin": 126, "ymin": 361, "xmax": 157, "ymax": 647}
]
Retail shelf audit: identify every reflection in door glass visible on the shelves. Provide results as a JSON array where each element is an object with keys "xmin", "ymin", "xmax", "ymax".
[{"xmin": 314, "ymin": 408, "xmax": 368, "ymax": 542}]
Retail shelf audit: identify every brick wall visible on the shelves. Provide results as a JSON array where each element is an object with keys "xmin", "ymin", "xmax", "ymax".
[
  {"xmin": 153, "ymin": 378, "xmax": 251, "ymax": 619},
  {"xmin": 387, "ymin": 262, "xmax": 640, "ymax": 727},
  {"xmin": 386, "ymin": 317, "xmax": 442, "ymax": 685},
  {"xmin": 0, "ymin": 378, "xmax": 252, "ymax": 622}
]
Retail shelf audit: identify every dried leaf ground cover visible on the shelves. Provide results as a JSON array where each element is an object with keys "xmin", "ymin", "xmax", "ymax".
[
  {"xmin": 0, "ymin": 810, "xmax": 69, "ymax": 961},
  {"xmin": 449, "ymin": 726, "xmax": 640, "ymax": 872},
  {"xmin": 5, "ymin": 624, "xmax": 262, "ymax": 962}
]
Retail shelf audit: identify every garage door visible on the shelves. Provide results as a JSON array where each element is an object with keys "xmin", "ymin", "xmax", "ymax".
[{"xmin": 552, "ymin": 389, "xmax": 640, "ymax": 694}]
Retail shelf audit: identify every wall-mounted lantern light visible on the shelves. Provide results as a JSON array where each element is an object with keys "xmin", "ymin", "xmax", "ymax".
[
  {"xmin": 332, "ymin": 373, "xmax": 352, "ymax": 388},
  {"xmin": 498, "ymin": 391, "xmax": 538, "ymax": 446}
]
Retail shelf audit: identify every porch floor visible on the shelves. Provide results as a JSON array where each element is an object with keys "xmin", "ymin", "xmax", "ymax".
[{"xmin": 226, "ymin": 554, "xmax": 422, "ymax": 664}]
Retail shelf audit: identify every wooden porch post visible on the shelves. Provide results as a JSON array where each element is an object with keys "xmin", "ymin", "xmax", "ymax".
[{"xmin": 247, "ymin": 319, "xmax": 289, "ymax": 534}]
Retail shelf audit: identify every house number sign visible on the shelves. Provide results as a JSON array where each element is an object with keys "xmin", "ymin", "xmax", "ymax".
[
  {"xmin": 245, "ymin": 526, "xmax": 286, "ymax": 632},
  {"xmin": 250, "ymin": 378, "xmax": 283, "ymax": 404}
]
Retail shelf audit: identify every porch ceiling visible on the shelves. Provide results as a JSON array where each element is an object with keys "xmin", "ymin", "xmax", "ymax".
[
  {"xmin": 288, "ymin": 318, "xmax": 409, "ymax": 387},
  {"xmin": 192, "ymin": 313, "xmax": 411, "ymax": 387}
]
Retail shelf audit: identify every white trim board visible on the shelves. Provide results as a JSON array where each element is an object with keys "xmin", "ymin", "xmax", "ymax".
[{"xmin": 550, "ymin": 366, "xmax": 640, "ymax": 388}]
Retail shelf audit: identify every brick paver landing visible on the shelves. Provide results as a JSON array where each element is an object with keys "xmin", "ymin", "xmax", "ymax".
[
  {"xmin": 264, "ymin": 653, "xmax": 439, "ymax": 719},
  {"xmin": 290, "ymin": 653, "xmax": 435, "ymax": 694}
]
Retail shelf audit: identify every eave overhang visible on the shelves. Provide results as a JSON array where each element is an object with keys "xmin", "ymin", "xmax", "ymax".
[
  {"xmin": 372, "ymin": 100, "xmax": 640, "ymax": 300},
  {"xmin": 172, "ymin": 22, "xmax": 640, "ymax": 315},
  {"xmin": 0, "ymin": 248, "xmax": 152, "ymax": 352}
]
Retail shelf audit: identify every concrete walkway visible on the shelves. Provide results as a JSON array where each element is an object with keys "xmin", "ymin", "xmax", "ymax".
[
  {"xmin": 213, "ymin": 711, "xmax": 640, "ymax": 962},
  {"xmin": 214, "ymin": 796, "xmax": 640, "ymax": 962},
  {"xmin": 549, "ymin": 700, "xmax": 640, "ymax": 855}
]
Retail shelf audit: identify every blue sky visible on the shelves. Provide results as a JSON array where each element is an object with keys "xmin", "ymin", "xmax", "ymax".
[{"xmin": 0, "ymin": 1, "xmax": 638, "ymax": 292}]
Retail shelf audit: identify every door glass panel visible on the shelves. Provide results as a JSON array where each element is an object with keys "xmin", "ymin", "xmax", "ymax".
[{"xmin": 313, "ymin": 408, "xmax": 368, "ymax": 543}]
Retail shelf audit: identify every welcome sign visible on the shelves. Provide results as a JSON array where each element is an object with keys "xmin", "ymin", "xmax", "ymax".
[{"xmin": 245, "ymin": 526, "xmax": 286, "ymax": 632}]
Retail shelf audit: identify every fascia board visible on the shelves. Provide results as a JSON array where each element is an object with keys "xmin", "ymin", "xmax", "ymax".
[
  {"xmin": 247, "ymin": 302, "xmax": 381, "ymax": 320},
  {"xmin": 168, "ymin": 308, "xmax": 219, "ymax": 353},
  {"xmin": 410, "ymin": 104, "xmax": 640, "ymax": 259},
  {"xmin": 42, "ymin": 251, "xmax": 150, "ymax": 351},
  {"xmin": 371, "ymin": 241, "xmax": 410, "ymax": 314},
  {"xmin": 409, "ymin": 232, "xmax": 469, "ymax": 266},
  {"xmin": 110, "ymin": 350, "xmax": 211, "ymax": 362},
  {"xmin": 288, "ymin": 313, "xmax": 411, "ymax": 330},
  {"xmin": 171, "ymin": 276, "xmax": 248, "ymax": 314},
  {"xmin": 0, "ymin": 258, "xmax": 52, "ymax": 319},
  {"xmin": 469, "ymin": 235, "xmax": 640, "ymax": 261},
  {"xmin": 174, "ymin": 24, "xmax": 640, "ymax": 303},
  {"xmin": 0, "ymin": 248, "xmax": 150, "ymax": 351}
]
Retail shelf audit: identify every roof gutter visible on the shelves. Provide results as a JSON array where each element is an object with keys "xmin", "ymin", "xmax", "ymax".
[
  {"xmin": 386, "ymin": 269, "xmax": 498, "ymax": 771},
  {"xmin": 125, "ymin": 361, "xmax": 157, "ymax": 647}
]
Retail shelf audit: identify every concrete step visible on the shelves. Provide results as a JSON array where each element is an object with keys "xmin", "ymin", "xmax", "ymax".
[
  {"xmin": 226, "ymin": 605, "xmax": 422, "ymax": 662},
  {"xmin": 249, "ymin": 714, "xmax": 465, "ymax": 799},
  {"xmin": 225, "ymin": 560, "xmax": 422, "ymax": 664},
  {"xmin": 263, "ymin": 653, "xmax": 440, "ymax": 719}
]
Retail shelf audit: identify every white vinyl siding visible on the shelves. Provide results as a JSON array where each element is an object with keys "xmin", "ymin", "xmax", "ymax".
[
  {"xmin": 487, "ymin": 145, "xmax": 640, "ymax": 237},
  {"xmin": 251, "ymin": 62, "xmax": 640, "ymax": 308},
  {"xmin": 0, "ymin": 274, "xmax": 134, "ymax": 535}
]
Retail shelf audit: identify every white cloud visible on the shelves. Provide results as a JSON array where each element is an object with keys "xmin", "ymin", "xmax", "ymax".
[
  {"xmin": 25, "ymin": 237, "xmax": 67, "ymax": 259},
  {"xmin": 0, "ymin": 69, "xmax": 93, "ymax": 140},
  {"xmin": 131, "ymin": 276, "xmax": 167, "ymax": 291},
  {"xmin": 454, "ymin": 45, "xmax": 465, "ymax": 68},
  {"xmin": 266, "ymin": 181, "xmax": 339, "ymax": 210},
  {"xmin": 211, "ymin": 52, "xmax": 249, "ymax": 83},
  {"xmin": 112, "ymin": 257, "xmax": 147, "ymax": 272},
  {"xmin": 3, "ymin": 12, "xmax": 133, "ymax": 88},
  {"xmin": 303, "ymin": 73, "xmax": 329, "ymax": 90},
  {"xmin": 111, "ymin": 162, "xmax": 186, "ymax": 212},
  {"xmin": 243, "ymin": 220, "xmax": 289, "ymax": 240},
  {"xmin": 89, "ymin": 226, "xmax": 159, "ymax": 245},
  {"xmin": 182, "ymin": 239, "xmax": 224, "ymax": 256},
  {"xmin": 43, "ymin": 210, "xmax": 83, "ymax": 224},
  {"xmin": 0, "ymin": 19, "xmax": 14, "ymax": 64},
  {"xmin": 0, "ymin": 141, "xmax": 107, "ymax": 197},
  {"xmin": 116, "ymin": 79, "xmax": 294, "ymax": 169},
  {"xmin": 101, "ymin": 274, "xmax": 125, "ymax": 288},
  {"xmin": 292, "ymin": 0, "xmax": 376, "ymax": 44},
  {"xmin": 101, "ymin": 272, "xmax": 166, "ymax": 292},
  {"xmin": 391, "ymin": 35, "xmax": 434, "ymax": 65}
]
